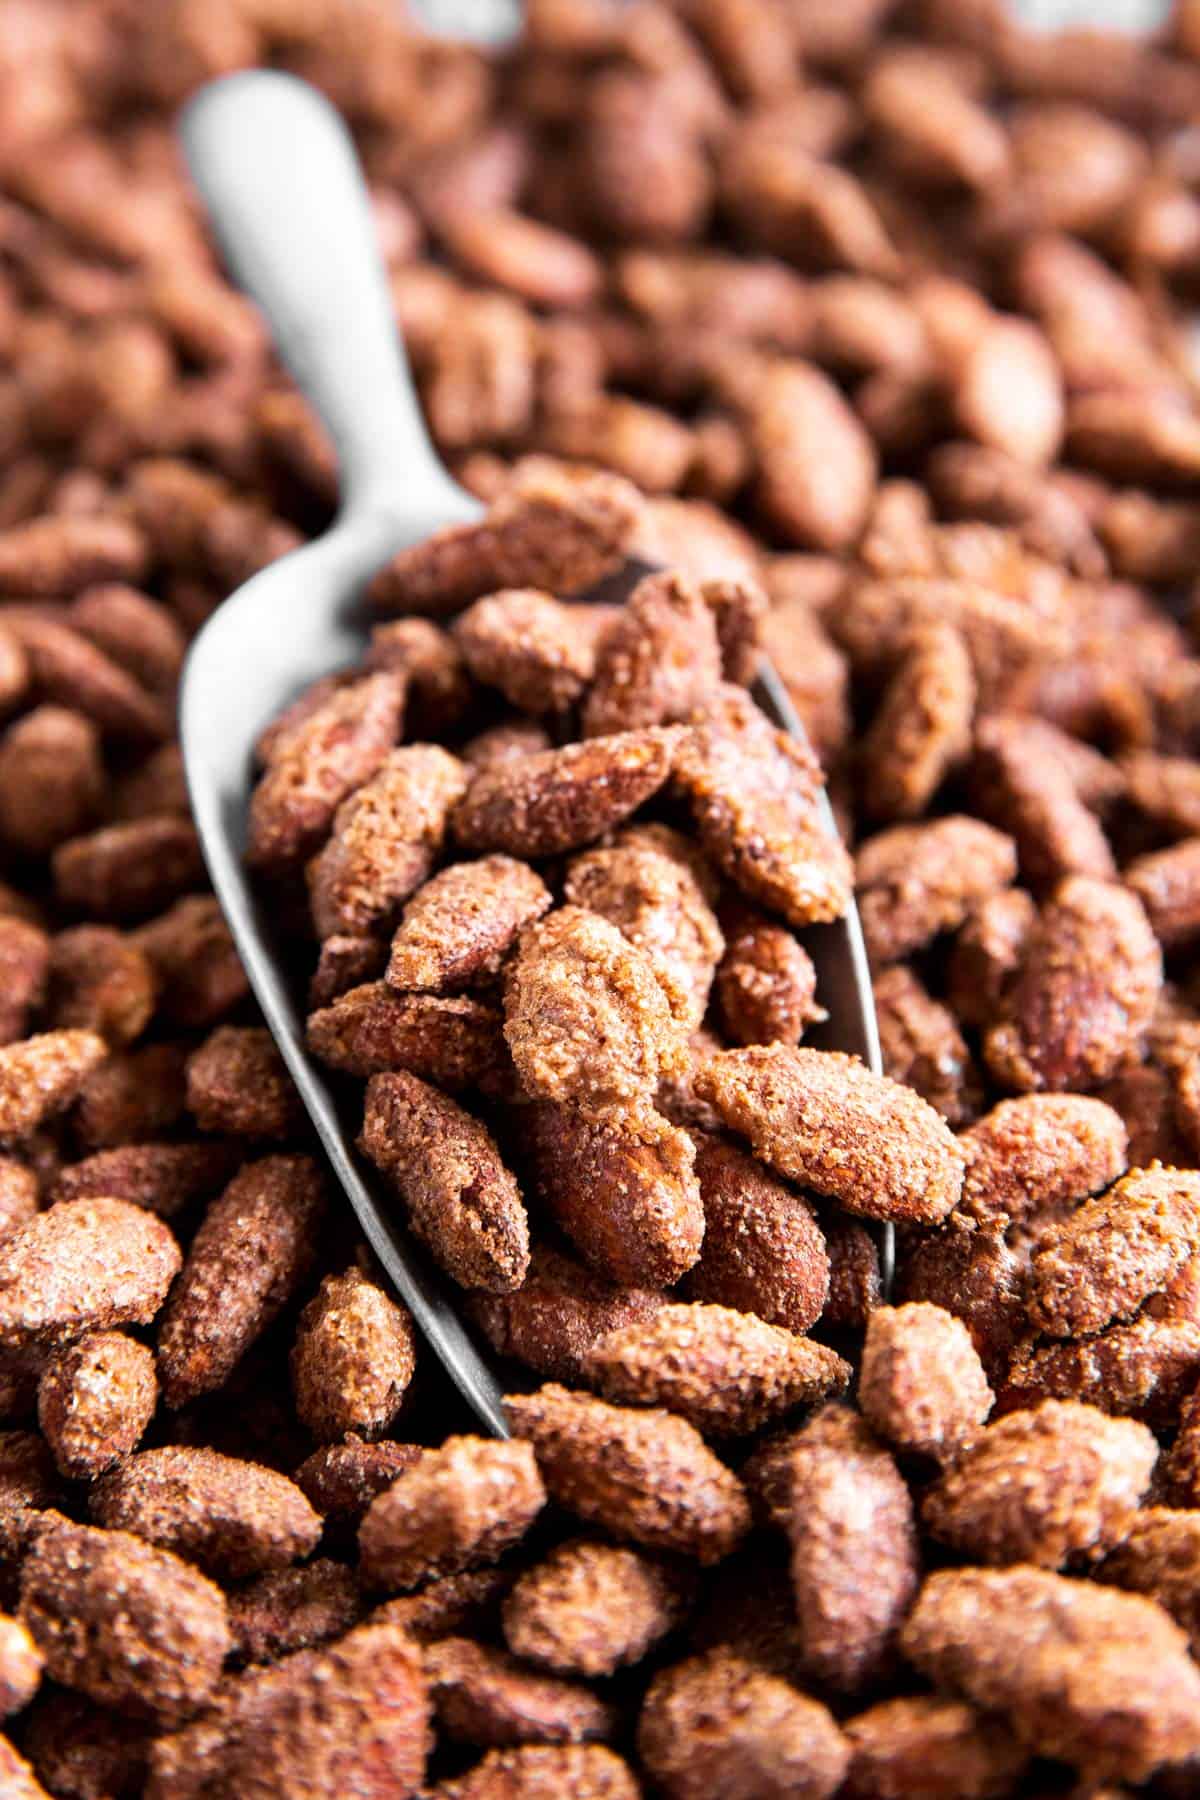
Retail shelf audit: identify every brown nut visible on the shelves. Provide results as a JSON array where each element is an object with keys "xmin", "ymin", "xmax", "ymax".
[
  {"xmin": 0, "ymin": 708, "xmax": 105, "ymax": 858},
  {"xmin": 0, "ymin": 1198, "xmax": 179, "ymax": 1351},
  {"xmin": 227, "ymin": 1559, "xmax": 360, "ymax": 1666},
  {"xmin": 503, "ymin": 1538, "xmax": 691, "ymax": 1678},
  {"xmin": 856, "ymin": 815, "xmax": 1018, "ymax": 964},
  {"xmin": 37, "ymin": 1330, "xmax": 157, "ymax": 1479},
  {"xmin": 0, "ymin": 1031, "xmax": 107, "ymax": 1144},
  {"xmin": 291, "ymin": 1268, "xmax": 417, "ymax": 1442},
  {"xmin": 386, "ymin": 856, "xmax": 552, "ymax": 994},
  {"xmin": 185, "ymin": 1026, "xmax": 303, "ymax": 1141},
  {"xmin": 308, "ymin": 985, "xmax": 506, "ymax": 1090},
  {"xmin": 45, "ymin": 925, "xmax": 156, "ymax": 1047},
  {"xmin": 358, "ymin": 1435, "xmax": 545, "ymax": 1592},
  {"xmin": 685, "ymin": 1135, "xmax": 829, "ymax": 1333},
  {"xmin": 959, "ymin": 1093, "xmax": 1129, "ymax": 1226},
  {"xmin": 469, "ymin": 1243, "xmax": 667, "ymax": 1386},
  {"xmin": 859, "ymin": 1303, "xmax": 993, "ymax": 1461},
  {"xmin": 424, "ymin": 1635, "xmax": 615, "ymax": 1749},
  {"xmin": 715, "ymin": 911, "xmax": 822, "ymax": 1048}
]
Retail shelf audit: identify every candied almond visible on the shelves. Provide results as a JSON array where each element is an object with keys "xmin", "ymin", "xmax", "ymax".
[
  {"xmin": 360, "ymin": 1072, "xmax": 529, "ymax": 1294},
  {"xmin": 922, "ymin": 1400, "xmax": 1156, "ymax": 1567},
  {"xmin": 583, "ymin": 569, "xmax": 723, "ymax": 736},
  {"xmin": 0, "ymin": 1198, "xmax": 179, "ymax": 1351},
  {"xmin": 49, "ymin": 1141, "xmax": 240, "ymax": 1218},
  {"xmin": 686, "ymin": 1135, "xmax": 829, "ymax": 1333},
  {"xmin": 696, "ymin": 1044, "xmax": 966, "ymax": 1223},
  {"xmin": 359, "ymin": 1436, "xmax": 545, "ymax": 1592},
  {"xmin": 433, "ymin": 1744, "xmax": 641, "ymax": 1798},
  {"xmin": 90, "ymin": 1446, "xmax": 321, "ymax": 1580},
  {"xmin": 715, "ymin": 910, "xmax": 822, "ymax": 1048},
  {"xmin": 185, "ymin": 1026, "xmax": 303, "ymax": 1141},
  {"xmin": 503, "ymin": 1538, "xmax": 691, "ymax": 1678},
  {"xmin": 583, "ymin": 1301, "xmax": 848, "ymax": 1436},
  {"xmin": 860, "ymin": 622, "xmax": 975, "ymax": 823},
  {"xmin": 227, "ymin": 1559, "xmax": 360, "ymax": 1665},
  {"xmin": 507, "ymin": 1385, "xmax": 750, "ymax": 1564},
  {"xmin": 424, "ymin": 1635, "xmax": 615, "ymax": 1749},
  {"xmin": 841, "ymin": 1695, "xmax": 1029, "ymax": 1800},
  {"xmin": 900, "ymin": 1565, "xmax": 1200, "ymax": 1783},
  {"xmin": 37, "ymin": 1331, "xmax": 157, "ymax": 1480},
  {"xmin": 291, "ymin": 1268, "xmax": 416, "ymax": 1442},
  {"xmin": 959, "ymin": 1093, "xmax": 1129, "ymax": 1226},
  {"xmin": 386, "ymin": 856, "xmax": 551, "ymax": 994},
  {"xmin": 469, "ymin": 1243, "xmax": 667, "ymax": 1385},
  {"xmin": 0, "ymin": 1614, "xmax": 41, "ymax": 1718},
  {"xmin": 859, "ymin": 1303, "xmax": 993, "ymax": 1461},
  {"xmin": 453, "ymin": 589, "xmax": 599, "ymax": 715},
  {"xmin": 294, "ymin": 1439, "xmax": 422, "ymax": 1527},
  {"xmin": 19, "ymin": 1516, "xmax": 229, "ymax": 1726},
  {"xmin": 873, "ymin": 964, "xmax": 980, "ymax": 1128},
  {"xmin": 0, "ymin": 1031, "xmax": 107, "ymax": 1144},
  {"xmin": 451, "ymin": 726, "xmax": 682, "ymax": 859},
  {"xmin": 856, "ymin": 815, "xmax": 1018, "ymax": 964},
  {"xmin": 999, "ymin": 1315, "xmax": 1200, "ymax": 1426},
  {"xmin": 308, "ymin": 985, "xmax": 506, "ymax": 1090},
  {"xmin": 0, "ymin": 707, "xmax": 104, "ymax": 858}
]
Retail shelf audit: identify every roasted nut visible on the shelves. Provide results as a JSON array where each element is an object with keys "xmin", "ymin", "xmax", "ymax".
[
  {"xmin": 52, "ymin": 817, "xmax": 204, "ymax": 922},
  {"xmin": 959, "ymin": 1093, "xmax": 1129, "ymax": 1226},
  {"xmin": 291, "ymin": 1269, "xmax": 417, "ymax": 1442},
  {"xmin": 185, "ymin": 1026, "xmax": 303, "ymax": 1141},
  {"xmin": 696, "ymin": 1044, "xmax": 966, "ymax": 1223},
  {"xmin": 715, "ymin": 910, "xmax": 821, "ymax": 1048},
  {"xmin": 132, "ymin": 896, "xmax": 248, "ymax": 1028},
  {"xmin": 424, "ymin": 1635, "xmax": 615, "ymax": 1749},
  {"xmin": 0, "ymin": 1031, "xmax": 107, "ymax": 1144},
  {"xmin": 49, "ymin": 1141, "xmax": 241, "ymax": 1218},
  {"xmin": 0, "ymin": 708, "xmax": 105, "ymax": 858},
  {"xmin": 453, "ymin": 589, "xmax": 599, "ymax": 715},
  {"xmin": 900, "ymin": 1565, "xmax": 1200, "ymax": 1783},
  {"xmin": 841, "ymin": 1695, "xmax": 1029, "ymax": 1800},
  {"xmin": 859, "ymin": 1304, "xmax": 992, "ymax": 1461},
  {"xmin": 685, "ymin": 1135, "xmax": 829, "ymax": 1333},
  {"xmin": 469, "ymin": 1244, "xmax": 667, "ymax": 1385},
  {"xmin": 308, "ymin": 985, "xmax": 506, "ymax": 1090},
  {"xmin": 0, "ymin": 1198, "xmax": 179, "ymax": 1351},
  {"xmin": 227, "ymin": 1559, "xmax": 360, "ymax": 1665},
  {"xmin": 583, "ymin": 569, "xmax": 722, "ymax": 735},
  {"xmin": 19, "ymin": 1516, "xmax": 229, "ymax": 1725},
  {"xmin": 359, "ymin": 1436, "xmax": 545, "ymax": 1592},
  {"xmin": 873, "ymin": 964, "xmax": 980, "ymax": 1128},
  {"xmin": 294, "ymin": 1439, "xmax": 422, "ymax": 1527},
  {"xmin": 387, "ymin": 857, "xmax": 551, "ymax": 994},
  {"xmin": 432, "ymin": 1744, "xmax": 640, "ymax": 1799},
  {"xmin": 360, "ymin": 1072, "xmax": 529, "ymax": 1294},
  {"xmin": 156, "ymin": 1156, "xmax": 325, "ymax": 1408},
  {"xmin": 90, "ymin": 1446, "xmax": 322, "ymax": 1580},
  {"xmin": 37, "ymin": 1331, "xmax": 157, "ymax": 1479},
  {"xmin": 503, "ymin": 1538, "xmax": 690, "ymax": 1677},
  {"xmin": 45, "ymin": 925, "xmax": 156, "ymax": 1046},
  {"xmin": 856, "ymin": 816, "xmax": 1018, "ymax": 964}
]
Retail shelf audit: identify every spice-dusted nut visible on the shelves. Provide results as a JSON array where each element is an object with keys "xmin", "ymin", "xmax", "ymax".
[
  {"xmin": 759, "ymin": 595, "xmax": 850, "ymax": 763},
  {"xmin": 873, "ymin": 964, "xmax": 980, "ymax": 1128},
  {"xmin": 156, "ymin": 1156, "xmax": 325, "ymax": 1409},
  {"xmin": 823, "ymin": 1221, "xmax": 882, "ymax": 1332},
  {"xmin": 959, "ymin": 1094, "xmax": 1129, "ymax": 1227},
  {"xmin": 294, "ymin": 1439, "xmax": 422, "ymax": 1527},
  {"xmin": 505, "ymin": 906, "xmax": 685, "ymax": 1116},
  {"xmin": 583, "ymin": 570, "xmax": 722, "ymax": 737},
  {"xmin": 1126, "ymin": 838, "xmax": 1200, "ymax": 951},
  {"xmin": 52, "ymin": 817, "xmax": 204, "ymax": 922},
  {"xmin": 946, "ymin": 888, "xmax": 1037, "ymax": 1031},
  {"xmin": 900, "ymin": 1565, "xmax": 1200, "ymax": 1783},
  {"xmin": 638, "ymin": 1651, "xmax": 850, "ymax": 1800},
  {"xmin": 245, "ymin": 671, "xmax": 405, "ymax": 871},
  {"xmin": 145, "ymin": 1619, "xmax": 429, "ymax": 1799},
  {"xmin": 387, "ymin": 857, "xmax": 552, "ymax": 994},
  {"xmin": 1100, "ymin": 1509, "xmax": 1200, "ymax": 1653},
  {"xmin": 565, "ymin": 825, "xmax": 722, "ymax": 1033},
  {"xmin": 0, "ymin": 1432, "xmax": 61, "ymax": 1561},
  {"xmin": 132, "ymin": 896, "xmax": 248, "ymax": 1028},
  {"xmin": 520, "ymin": 1101, "xmax": 703, "ymax": 1288},
  {"xmin": 685, "ymin": 1136, "xmax": 828, "ymax": 1332},
  {"xmin": 1026, "ymin": 1165, "xmax": 1200, "ymax": 1338},
  {"xmin": 0, "ymin": 707, "xmax": 105, "ymax": 857},
  {"xmin": 859, "ymin": 1303, "xmax": 993, "ymax": 1461},
  {"xmin": 291, "ymin": 1268, "xmax": 417, "ymax": 1442},
  {"xmin": 743, "ymin": 358, "xmax": 877, "ymax": 551},
  {"xmin": 366, "ymin": 617, "xmax": 475, "ymax": 740},
  {"xmin": 856, "ymin": 816, "xmax": 1018, "ymax": 964},
  {"xmin": 985, "ymin": 877, "xmax": 1162, "ymax": 1093},
  {"xmin": 452, "ymin": 725, "xmax": 682, "ymax": 859},
  {"xmin": 503, "ymin": 1539, "xmax": 690, "ymax": 1678},
  {"xmin": 0, "ymin": 922, "xmax": 49, "ymax": 1047},
  {"xmin": 5, "ymin": 616, "xmax": 168, "ymax": 745},
  {"xmin": 715, "ymin": 911, "xmax": 821, "ymax": 1048},
  {"xmin": 49, "ymin": 1141, "xmax": 238, "ymax": 1228},
  {"xmin": 253, "ymin": 674, "xmax": 356, "ymax": 770},
  {"xmin": 433, "ymin": 1743, "xmax": 641, "ymax": 1799},
  {"xmin": 922, "ymin": 1400, "xmax": 1156, "ymax": 1568},
  {"xmin": 584, "ymin": 1302, "xmax": 848, "ymax": 1435},
  {"xmin": 186, "ymin": 1026, "xmax": 303, "ymax": 1141},
  {"xmin": 506, "ymin": 1385, "xmax": 750, "ymax": 1564},
  {"xmin": 462, "ymin": 719, "xmax": 553, "ymax": 769},
  {"xmin": 787, "ymin": 1414, "xmax": 920, "ymax": 1694},
  {"xmin": 452, "ymin": 589, "xmax": 599, "ymax": 715},
  {"xmin": 656, "ymin": 1026, "xmax": 725, "ymax": 1134},
  {"xmin": 861, "ymin": 45, "xmax": 1009, "ymax": 190},
  {"xmin": 369, "ymin": 467, "xmax": 639, "ymax": 616},
  {"xmin": 0, "ymin": 1031, "xmax": 107, "ymax": 1145},
  {"xmin": 72, "ymin": 1043, "xmax": 189, "ymax": 1150},
  {"xmin": 45, "ymin": 926, "xmax": 155, "ymax": 1046},
  {"xmin": 308, "ymin": 985, "xmax": 506, "ymax": 1090},
  {"xmin": 861, "ymin": 623, "xmax": 975, "ymax": 824},
  {"xmin": 895, "ymin": 1220, "xmax": 1031, "ymax": 1381},
  {"xmin": 358, "ymin": 1436, "xmax": 545, "ymax": 1592},
  {"xmin": 841, "ymin": 1695, "xmax": 1030, "ymax": 1800},
  {"xmin": 697, "ymin": 1045, "xmax": 966, "ymax": 1223},
  {"xmin": 228, "ymin": 1559, "xmax": 360, "ymax": 1666},
  {"xmin": 675, "ymin": 685, "xmax": 852, "ymax": 928},
  {"xmin": 0, "ymin": 1613, "xmax": 40, "ymax": 1717},
  {"xmin": 19, "ymin": 1516, "xmax": 229, "ymax": 1725},
  {"xmin": 0, "ymin": 1198, "xmax": 179, "ymax": 1351},
  {"xmin": 0, "ymin": 1163, "xmax": 37, "ymax": 1244},
  {"xmin": 970, "ymin": 713, "xmax": 1117, "ymax": 889},
  {"xmin": 999, "ymin": 1316, "xmax": 1200, "ymax": 1427},
  {"xmin": 424, "ymin": 1636, "xmax": 615, "ymax": 1749},
  {"xmin": 69, "ymin": 583, "xmax": 186, "ymax": 699},
  {"xmin": 360, "ymin": 1072, "xmax": 529, "ymax": 1294},
  {"xmin": 307, "ymin": 746, "xmax": 468, "ymax": 940},
  {"xmin": 469, "ymin": 1244, "xmax": 667, "ymax": 1385},
  {"xmin": 37, "ymin": 1331, "xmax": 157, "ymax": 1479},
  {"xmin": 90, "ymin": 1446, "xmax": 321, "ymax": 1581},
  {"xmin": 0, "ymin": 514, "xmax": 147, "ymax": 597}
]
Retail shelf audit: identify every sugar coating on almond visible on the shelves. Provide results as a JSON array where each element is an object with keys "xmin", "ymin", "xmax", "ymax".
[
  {"xmin": 0, "ymin": 1198, "xmax": 180, "ymax": 1351},
  {"xmin": 291, "ymin": 1268, "xmax": 417, "ymax": 1442},
  {"xmin": 503, "ymin": 1538, "xmax": 691, "ymax": 1678},
  {"xmin": 359, "ymin": 1436, "xmax": 545, "ymax": 1592},
  {"xmin": 859, "ymin": 1303, "xmax": 993, "ymax": 1461}
]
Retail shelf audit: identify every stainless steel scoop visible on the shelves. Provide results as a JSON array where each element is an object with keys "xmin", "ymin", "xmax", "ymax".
[{"xmin": 178, "ymin": 70, "xmax": 886, "ymax": 1438}]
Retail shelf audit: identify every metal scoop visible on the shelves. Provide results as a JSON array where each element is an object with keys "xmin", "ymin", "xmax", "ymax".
[{"xmin": 178, "ymin": 70, "xmax": 885, "ymax": 1438}]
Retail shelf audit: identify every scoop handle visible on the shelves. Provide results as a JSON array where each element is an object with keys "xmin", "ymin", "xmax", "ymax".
[{"xmin": 181, "ymin": 70, "xmax": 475, "ymax": 525}]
